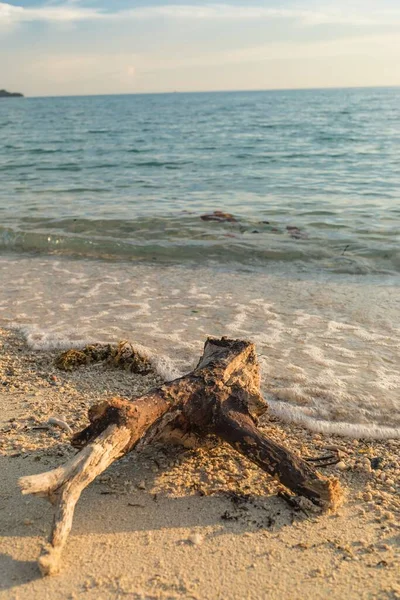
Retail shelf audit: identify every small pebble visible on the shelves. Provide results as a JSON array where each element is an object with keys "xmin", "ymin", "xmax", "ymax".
[
  {"xmin": 188, "ymin": 533, "xmax": 203, "ymax": 546},
  {"xmin": 382, "ymin": 512, "xmax": 393, "ymax": 521},
  {"xmin": 370, "ymin": 457, "xmax": 383, "ymax": 470},
  {"xmin": 325, "ymin": 444, "xmax": 348, "ymax": 453},
  {"xmin": 47, "ymin": 417, "xmax": 72, "ymax": 434},
  {"xmin": 336, "ymin": 461, "xmax": 347, "ymax": 471}
]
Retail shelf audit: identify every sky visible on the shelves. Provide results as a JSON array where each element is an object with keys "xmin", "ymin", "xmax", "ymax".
[{"xmin": 1, "ymin": 0, "xmax": 400, "ymax": 96}]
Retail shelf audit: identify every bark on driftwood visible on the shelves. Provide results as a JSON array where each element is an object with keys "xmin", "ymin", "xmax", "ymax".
[{"xmin": 19, "ymin": 337, "xmax": 343, "ymax": 576}]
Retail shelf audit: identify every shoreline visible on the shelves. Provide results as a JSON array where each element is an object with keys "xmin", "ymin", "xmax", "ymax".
[
  {"xmin": 1, "ymin": 253, "xmax": 399, "ymax": 439},
  {"xmin": 1, "ymin": 327, "xmax": 399, "ymax": 599},
  {"xmin": 2, "ymin": 249, "xmax": 400, "ymax": 283}
]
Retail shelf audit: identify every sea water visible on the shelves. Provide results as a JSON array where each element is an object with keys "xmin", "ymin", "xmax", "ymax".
[{"xmin": 1, "ymin": 88, "xmax": 399, "ymax": 437}]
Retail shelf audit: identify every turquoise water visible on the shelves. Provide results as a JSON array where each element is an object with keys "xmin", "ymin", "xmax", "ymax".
[{"xmin": 1, "ymin": 87, "xmax": 400, "ymax": 275}]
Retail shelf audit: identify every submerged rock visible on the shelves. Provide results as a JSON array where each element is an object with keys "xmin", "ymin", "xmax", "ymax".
[
  {"xmin": 286, "ymin": 225, "xmax": 308, "ymax": 239},
  {"xmin": 200, "ymin": 210, "xmax": 237, "ymax": 223}
]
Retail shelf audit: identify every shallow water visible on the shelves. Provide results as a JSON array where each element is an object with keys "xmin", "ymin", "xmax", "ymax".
[
  {"xmin": 1, "ymin": 88, "xmax": 400, "ymax": 275},
  {"xmin": 1, "ymin": 255, "xmax": 399, "ymax": 438}
]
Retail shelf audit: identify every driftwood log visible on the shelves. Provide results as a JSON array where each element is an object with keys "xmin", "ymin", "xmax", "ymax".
[{"xmin": 19, "ymin": 337, "xmax": 342, "ymax": 576}]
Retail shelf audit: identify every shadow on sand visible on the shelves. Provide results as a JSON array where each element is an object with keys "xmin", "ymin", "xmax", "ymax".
[{"xmin": 0, "ymin": 442, "xmax": 307, "ymax": 593}]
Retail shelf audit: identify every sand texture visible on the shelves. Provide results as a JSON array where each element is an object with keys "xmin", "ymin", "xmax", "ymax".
[{"xmin": 0, "ymin": 328, "xmax": 399, "ymax": 600}]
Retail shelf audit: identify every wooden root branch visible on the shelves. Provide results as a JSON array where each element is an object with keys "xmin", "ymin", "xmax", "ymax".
[{"xmin": 19, "ymin": 337, "xmax": 343, "ymax": 576}]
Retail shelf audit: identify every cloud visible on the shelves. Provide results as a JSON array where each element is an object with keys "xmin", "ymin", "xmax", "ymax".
[
  {"xmin": 0, "ymin": 2, "xmax": 98, "ymax": 22},
  {"xmin": 1, "ymin": 1, "xmax": 400, "ymax": 27}
]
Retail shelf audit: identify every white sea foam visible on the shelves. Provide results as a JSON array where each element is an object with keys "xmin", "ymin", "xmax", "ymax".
[
  {"xmin": 10, "ymin": 323, "xmax": 97, "ymax": 351},
  {"xmin": 1, "ymin": 255, "xmax": 399, "ymax": 439},
  {"xmin": 267, "ymin": 399, "xmax": 400, "ymax": 440}
]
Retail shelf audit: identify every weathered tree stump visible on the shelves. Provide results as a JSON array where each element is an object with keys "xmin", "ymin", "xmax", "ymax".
[{"xmin": 19, "ymin": 337, "xmax": 342, "ymax": 576}]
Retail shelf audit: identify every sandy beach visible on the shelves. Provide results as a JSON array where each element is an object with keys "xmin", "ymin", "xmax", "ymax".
[{"xmin": 0, "ymin": 327, "xmax": 399, "ymax": 599}]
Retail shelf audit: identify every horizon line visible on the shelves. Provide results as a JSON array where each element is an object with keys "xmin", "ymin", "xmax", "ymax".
[{"xmin": 15, "ymin": 84, "xmax": 400, "ymax": 99}]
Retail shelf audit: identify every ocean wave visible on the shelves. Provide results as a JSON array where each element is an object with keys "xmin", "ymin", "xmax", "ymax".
[
  {"xmin": 0, "ymin": 163, "xmax": 36, "ymax": 170},
  {"xmin": 0, "ymin": 215, "xmax": 398, "ymax": 276},
  {"xmin": 27, "ymin": 148, "xmax": 60, "ymax": 154},
  {"xmin": 136, "ymin": 160, "xmax": 193, "ymax": 167},
  {"xmin": 36, "ymin": 165, "xmax": 81, "ymax": 172}
]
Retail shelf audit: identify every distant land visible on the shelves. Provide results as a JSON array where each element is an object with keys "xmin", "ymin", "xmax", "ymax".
[{"xmin": 0, "ymin": 89, "xmax": 24, "ymax": 98}]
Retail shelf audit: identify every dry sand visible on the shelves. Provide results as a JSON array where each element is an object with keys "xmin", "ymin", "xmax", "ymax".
[{"xmin": 0, "ymin": 327, "xmax": 399, "ymax": 600}]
